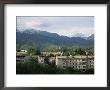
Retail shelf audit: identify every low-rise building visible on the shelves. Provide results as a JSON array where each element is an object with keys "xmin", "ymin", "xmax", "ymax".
[
  {"xmin": 49, "ymin": 57, "xmax": 56, "ymax": 63},
  {"xmin": 16, "ymin": 55, "xmax": 30, "ymax": 62},
  {"xmin": 21, "ymin": 50, "xmax": 27, "ymax": 53},
  {"xmin": 37, "ymin": 56, "xmax": 56, "ymax": 63},
  {"xmin": 37, "ymin": 56, "xmax": 45, "ymax": 64},
  {"xmin": 41, "ymin": 51, "xmax": 63, "ymax": 56}
]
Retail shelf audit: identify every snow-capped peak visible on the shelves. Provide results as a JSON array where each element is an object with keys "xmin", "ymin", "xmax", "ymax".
[{"xmin": 72, "ymin": 33, "xmax": 86, "ymax": 37}]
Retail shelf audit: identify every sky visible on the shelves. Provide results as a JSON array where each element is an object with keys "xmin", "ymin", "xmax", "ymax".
[{"xmin": 17, "ymin": 16, "xmax": 94, "ymax": 37}]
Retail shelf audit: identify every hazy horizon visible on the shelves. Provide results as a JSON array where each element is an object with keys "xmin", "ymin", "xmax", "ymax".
[{"xmin": 17, "ymin": 16, "xmax": 94, "ymax": 37}]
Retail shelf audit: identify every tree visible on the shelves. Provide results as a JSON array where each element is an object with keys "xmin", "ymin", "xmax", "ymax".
[
  {"xmin": 29, "ymin": 57, "xmax": 38, "ymax": 63},
  {"xmin": 85, "ymin": 69, "xmax": 94, "ymax": 74},
  {"xmin": 62, "ymin": 49, "xmax": 70, "ymax": 56},
  {"xmin": 74, "ymin": 48, "xmax": 86, "ymax": 55},
  {"xmin": 49, "ymin": 54, "xmax": 55, "ymax": 57},
  {"xmin": 44, "ymin": 56, "xmax": 50, "ymax": 64},
  {"xmin": 50, "ymin": 60, "xmax": 56, "ymax": 67},
  {"xmin": 16, "ymin": 49, "xmax": 21, "ymax": 52},
  {"xmin": 35, "ymin": 49, "xmax": 41, "ymax": 55},
  {"xmin": 27, "ymin": 48, "xmax": 35, "ymax": 56},
  {"xmin": 27, "ymin": 48, "xmax": 41, "ymax": 56},
  {"xmin": 87, "ymin": 50, "xmax": 94, "ymax": 55}
]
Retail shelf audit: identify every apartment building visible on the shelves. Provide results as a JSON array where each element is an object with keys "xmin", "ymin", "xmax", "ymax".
[{"xmin": 56, "ymin": 56, "xmax": 94, "ymax": 70}]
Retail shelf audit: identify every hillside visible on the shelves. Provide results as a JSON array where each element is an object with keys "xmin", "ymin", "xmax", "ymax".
[{"xmin": 16, "ymin": 29, "xmax": 94, "ymax": 50}]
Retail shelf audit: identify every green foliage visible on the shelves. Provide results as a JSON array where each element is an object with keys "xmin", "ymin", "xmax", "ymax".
[
  {"xmin": 86, "ymin": 48, "xmax": 94, "ymax": 55},
  {"xmin": 49, "ymin": 54, "xmax": 55, "ymax": 57},
  {"xmin": 27, "ymin": 48, "xmax": 35, "ymax": 56},
  {"xmin": 35, "ymin": 49, "xmax": 41, "ymax": 55},
  {"xmin": 29, "ymin": 57, "xmax": 38, "ymax": 63},
  {"xmin": 62, "ymin": 47, "xmax": 94, "ymax": 56},
  {"xmin": 44, "ymin": 56, "xmax": 50, "ymax": 65},
  {"xmin": 27, "ymin": 48, "xmax": 41, "ymax": 56},
  {"xmin": 74, "ymin": 48, "xmax": 86, "ymax": 55},
  {"xmin": 84, "ymin": 69, "xmax": 94, "ymax": 74},
  {"xmin": 16, "ymin": 49, "xmax": 21, "ymax": 52},
  {"xmin": 62, "ymin": 49, "xmax": 70, "ymax": 56},
  {"xmin": 16, "ymin": 58, "xmax": 94, "ymax": 74}
]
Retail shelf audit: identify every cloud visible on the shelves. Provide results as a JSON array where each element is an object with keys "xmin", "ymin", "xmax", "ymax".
[
  {"xmin": 56, "ymin": 27, "xmax": 94, "ymax": 37},
  {"xmin": 24, "ymin": 21, "xmax": 43, "ymax": 28},
  {"xmin": 17, "ymin": 17, "xmax": 52, "ymax": 30},
  {"xmin": 17, "ymin": 16, "xmax": 94, "ymax": 37}
]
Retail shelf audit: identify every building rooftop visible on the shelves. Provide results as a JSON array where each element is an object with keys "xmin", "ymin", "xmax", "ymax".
[{"xmin": 56, "ymin": 55, "xmax": 94, "ymax": 59}]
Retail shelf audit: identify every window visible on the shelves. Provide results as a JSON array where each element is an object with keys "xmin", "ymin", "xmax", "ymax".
[
  {"xmin": 82, "ymin": 62, "xmax": 87, "ymax": 65},
  {"xmin": 63, "ymin": 63, "xmax": 65, "ymax": 64},
  {"xmin": 83, "ymin": 69, "xmax": 86, "ymax": 71},
  {"xmin": 83, "ymin": 66, "xmax": 86, "ymax": 68},
  {"xmin": 73, "ymin": 66, "xmax": 74, "ymax": 68},
  {"xmin": 82, "ymin": 59, "xmax": 86, "ymax": 61},
  {"xmin": 79, "ymin": 66, "xmax": 80, "ymax": 69}
]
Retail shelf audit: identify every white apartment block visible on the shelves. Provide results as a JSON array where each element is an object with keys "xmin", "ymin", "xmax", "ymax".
[{"xmin": 56, "ymin": 56, "xmax": 94, "ymax": 70}]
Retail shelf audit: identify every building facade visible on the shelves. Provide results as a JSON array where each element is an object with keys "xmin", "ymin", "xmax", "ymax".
[
  {"xmin": 41, "ymin": 51, "xmax": 63, "ymax": 56},
  {"xmin": 56, "ymin": 56, "xmax": 94, "ymax": 70},
  {"xmin": 16, "ymin": 55, "xmax": 30, "ymax": 62}
]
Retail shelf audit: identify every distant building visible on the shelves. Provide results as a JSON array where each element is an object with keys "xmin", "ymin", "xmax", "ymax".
[
  {"xmin": 16, "ymin": 50, "xmax": 28, "ymax": 62},
  {"xmin": 16, "ymin": 55, "xmax": 30, "ymax": 62},
  {"xmin": 49, "ymin": 57, "xmax": 56, "ymax": 63},
  {"xmin": 16, "ymin": 50, "xmax": 27, "ymax": 56},
  {"xmin": 56, "ymin": 55, "xmax": 94, "ymax": 70},
  {"xmin": 21, "ymin": 50, "xmax": 27, "ymax": 52},
  {"xmin": 37, "ymin": 56, "xmax": 45, "ymax": 64},
  {"xmin": 41, "ymin": 51, "xmax": 63, "ymax": 56},
  {"xmin": 37, "ymin": 56, "xmax": 56, "ymax": 64}
]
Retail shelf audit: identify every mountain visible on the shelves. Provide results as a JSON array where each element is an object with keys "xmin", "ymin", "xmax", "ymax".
[
  {"xmin": 16, "ymin": 29, "xmax": 94, "ymax": 50},
  {"xmin": 71, "ymin": 33, "xmax": 88, "ymax": 39},
  {"xmin": 87, "ymin": 34, "xmax": 94, "ymax": 40}
]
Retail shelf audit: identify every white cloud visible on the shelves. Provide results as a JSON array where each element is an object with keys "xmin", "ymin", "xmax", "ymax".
[
  {"xmin": 17, "ymin": 17, "xmax": 94, "ymax": 37},
  {"xmin": 24, "ymin": 21, "xmax": 43, "ymax": 28},
  {"xmin": 56, "ymin": 27, "xmax": 94, "ymax": 37}
]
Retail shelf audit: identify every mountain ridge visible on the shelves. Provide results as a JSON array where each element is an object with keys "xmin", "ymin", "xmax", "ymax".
[
  {"xmin": 17, "ymin": 29, "xmax": 94, "ymax": 39},
  {"xmin": 16, "ymin": 29, "xmax": 94, "ymax": 50}
]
